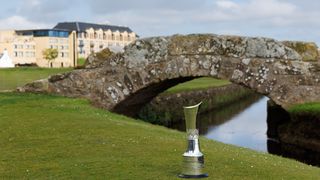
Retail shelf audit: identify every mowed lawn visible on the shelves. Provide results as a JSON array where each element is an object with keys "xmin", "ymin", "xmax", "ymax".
[
  {"xmin": 165, "ymin": 77, "xmax": 230, "ymax": 94},
  {"xmin": 0, "ymin": 68, "xmax": 72, "ymax": 91},
  {"xmin": 0, "ymin": 92, "xmax": 319, "ymax": 179}
]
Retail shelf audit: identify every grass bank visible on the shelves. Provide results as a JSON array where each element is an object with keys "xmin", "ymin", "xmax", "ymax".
[
  {"xmin": 0, "ymin": 67, "xmax": 72, "ymax": 91},
  {"xmin": 77, "ymin": 57, "xmax": 86, "ymax": 66},
  {"xmin": 0, "ymin": 92, "xmax": 319, "ymax": 179},
  {"xmin": 164, "ymin": 77, "xmax": 230, "ymax": 94},
  {"xmin": 289, "ymin": 102, "xmax": 320, "ymax": 118},
  {"xmin": 139, "ymin": 84, "xmax": 256, "ymax": 126}
]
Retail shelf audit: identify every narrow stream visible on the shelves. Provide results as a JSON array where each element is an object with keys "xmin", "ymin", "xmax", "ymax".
[
  {"xmin": 140, "ymin": 91, "xmax": 320, "ymax": 166},
  {"xmin": 170, "ymin": 95, "xmax": 268, "ymax": 152},
  {"xmin": 203, "ymin": 97, "xmax": 268, "ymax": 152}
]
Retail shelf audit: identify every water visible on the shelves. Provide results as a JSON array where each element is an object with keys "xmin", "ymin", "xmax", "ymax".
[
  {"xmin": 170, "ymin": 95, "xmax": 268, "ymax": 152},
  {"xmin": 166, "ymin": 95, "xmax": 320, "ymax": 166},
  {"xmin": 203, "ymin": 97, "xmax": 268, "ymax": 152}
]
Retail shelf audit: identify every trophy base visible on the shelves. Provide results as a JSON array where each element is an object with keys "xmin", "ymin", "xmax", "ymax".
[{"xmin": 178, "ymin": 173, "xmax": 208, "ymax": 178}]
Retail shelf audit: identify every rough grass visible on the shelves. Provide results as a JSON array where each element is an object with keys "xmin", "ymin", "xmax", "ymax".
[
  {"xmin": 165, "ymin": 77, "xmax": 231, "ymax": 94},
  {"xmin": 0, "ymin": 92, "xmax": 319, "ymax": 179},
  {"xmin": 0, "ymin": 67, "xmax": 72, "ymax": 91},
  {"xmin": 288, "ymin": 102, "xmax": 320, "ymax": 120},
  {"xmin": 289, "ymin": 102, "xmax": 320, "ymax": 114},
  {"xmin": 77, "ymin": 58, "xmax": 86, "ymax": 66}
]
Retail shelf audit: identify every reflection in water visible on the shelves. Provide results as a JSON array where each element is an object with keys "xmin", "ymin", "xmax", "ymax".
[
  {"xmin": 167, "ymin": 94, "xmax": 320, "ymax": 166},
  {"xmin": 204, "ymin": 97, "xmax": 269, "ymax": 152},
  {"xmin": 267, "ymin": 139, "xmax": 320, "ymax": 167},
  {"xmin": 171, "ymin": 94, "xmax": 268, "ymax": 152}
]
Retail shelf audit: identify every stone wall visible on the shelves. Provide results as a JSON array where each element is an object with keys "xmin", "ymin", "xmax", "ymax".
[
  {"xmin": 138, "ymin": 84, "xmax": 256, "ymax": 126},
  {"xmin": 282, "ymin": 41, "xmax": 319, "ymax": 62},
  {"xmin": 267, "ymin": 100, "xmax": 320, "ymax": 166}
]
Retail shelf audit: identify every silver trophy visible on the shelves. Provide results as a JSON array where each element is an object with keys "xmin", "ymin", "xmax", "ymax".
[{"xmin": 179, "ymin": 102, "xmax": 208, "ymax": 178}]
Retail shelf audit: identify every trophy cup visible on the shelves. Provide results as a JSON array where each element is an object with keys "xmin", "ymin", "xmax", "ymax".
[{"xmin": 179, "ymin": 102, "xmax": 208, "ymax": 178}]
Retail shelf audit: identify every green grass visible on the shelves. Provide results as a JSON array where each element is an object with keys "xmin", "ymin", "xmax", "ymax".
[
  {"xmin": 0, "ymin": 92, "xmax": 319, "ymax": 179},
  {"xmin": 0, "ymin": 67, "xmax": 72, "ymax": 91},
  {"xmin": 165, "ymin": 77, "xmax": 230, "ymax": 94},
  {"xmin": 77, "ymin": 57, "xmax": 86, "ymax": 66},
  {"xmin": 289, "ymin": 102, "xmax": 320, "ymax": 114},
  {"xmin": 288, "ymin": 102, "xmax": 320, "ymax": 120}
]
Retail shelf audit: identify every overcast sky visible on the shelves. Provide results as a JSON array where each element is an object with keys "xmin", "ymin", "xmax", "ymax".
[{"xmin": 1, "ymin": 0, "xmax": 320, "ymax": 45}]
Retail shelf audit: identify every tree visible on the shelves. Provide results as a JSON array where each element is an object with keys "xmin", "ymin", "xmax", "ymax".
[{"xmin": 42, "ymin": 48, "xmax": 58, "ymax": 67}]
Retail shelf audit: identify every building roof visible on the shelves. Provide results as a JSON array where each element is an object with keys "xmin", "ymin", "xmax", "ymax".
[
  {"xmin": 16, "ymin": 29, "xmax": 71, "ymax": 34},
  {"xmin": 53, "ymin": 22, "xmax": 134, "ymax": 33}
]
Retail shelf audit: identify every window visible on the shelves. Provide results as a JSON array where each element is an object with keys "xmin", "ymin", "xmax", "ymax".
[
  {"xmin": 120, "ymin": 34, "xmax": 123, "ymax": 41},
  {"xmin": 60, "ymin": 46, "xmax": 64, "ymax": 50},
  {"xmin": 128, "ymin": 35, "xmax": 131, "ymax": 41},
  {"xmin": 60, "ymin": 52, "xmax": 64, "ymax": 57},
  {"xmin": 90, "ymin": 41, "xmax": 94, "ymax": 48},
  {"xmin": 111, "ymin": 34, "xmax": 115, "ymax": 40},
  {"xmin": 14, "ymin": 44, "xmax": 17, "ymax": 49},
  {"xmin": 14, "ymin": 51, "xmax": 18, "ymax": 57},
  {"xmin": 34, "ymin": 30, "xmax": 48, "ymax": 37},
  {"xmin": 103, "ymin": 33, "xmax": 106, "ymax": 40},
  {"xmin": 50, "ymin": 39, "xmax": 58, "ymax": 43},
  {"xmin": 39, "ymin": 30, "xmax": 69, "ymax": 38},
  {"xmin": 18, "ymin": 51, "xmax": 23, "ymax": 57}
]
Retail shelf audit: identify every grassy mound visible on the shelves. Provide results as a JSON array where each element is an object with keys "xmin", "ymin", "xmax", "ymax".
[
  {"xmin": 165, "ymin": 77, "xmax": 230, "ymax": 94},
  {"xmin": 0, "ymin": 67, "xmax": 71, "ymax": 91},
  {"xmin": 0, "ymin": 92, "xmax": 319, "ymax": 179},
  {"xmin": 289, "ymin": 102, "xmax": 320, "ymax": 115}
]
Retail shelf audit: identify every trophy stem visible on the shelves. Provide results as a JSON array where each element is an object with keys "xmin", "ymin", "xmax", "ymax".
[{"xmin": 179, "ymin": 102, "xmax": 208, "ymax": 178}]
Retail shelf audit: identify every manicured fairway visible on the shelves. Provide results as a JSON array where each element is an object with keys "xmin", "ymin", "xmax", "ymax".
[{"xmin": 0, "ymin": 93, "xmax": 319, "ymax": 179}]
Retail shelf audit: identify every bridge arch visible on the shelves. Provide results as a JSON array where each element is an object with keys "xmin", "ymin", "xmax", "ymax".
[{"xmin": 27, "ymin": 34, "xmax": 320, "ymax": 115}]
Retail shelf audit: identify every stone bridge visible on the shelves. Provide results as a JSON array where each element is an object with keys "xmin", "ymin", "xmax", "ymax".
[{"xmin": 21, "ymin": 34, "xmax": 320, "ymax": 116}]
